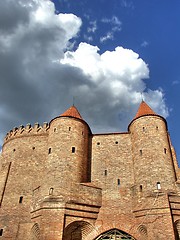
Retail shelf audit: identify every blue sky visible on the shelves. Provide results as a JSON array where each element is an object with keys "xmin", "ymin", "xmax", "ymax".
[
  {"xmin": 54, "ymin": 0, "xmax": 180, "ymax": 159},
  {"xmin": 0, "ymin": 0, "xmax": 180, "ymax": 161}
]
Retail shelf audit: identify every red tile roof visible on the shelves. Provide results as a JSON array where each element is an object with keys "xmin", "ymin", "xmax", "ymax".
[
  {"xmin": 134, "ymin": 101, "xmax": 156, "ymax": 119},
  {"xmin": 60, "ymin": 105, "xmax": 83, "ymax": 120}
]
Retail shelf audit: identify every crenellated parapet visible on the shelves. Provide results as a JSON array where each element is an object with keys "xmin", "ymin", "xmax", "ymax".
[{"xmin": 4, "ymin": 122, "xmax": 50, "ymax": 144}]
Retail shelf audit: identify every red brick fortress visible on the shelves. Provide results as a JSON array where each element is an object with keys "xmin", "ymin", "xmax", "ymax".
[{"xmin": 0, "ymin": 101, "xmax": 180, "ymax": 239}]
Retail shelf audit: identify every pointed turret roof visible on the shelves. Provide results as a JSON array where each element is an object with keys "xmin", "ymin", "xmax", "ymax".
[
  {"xmin": 60, "ymin": 105, "xmax": 83, "ymax": 120},
  {"xmin": 49, "ymin": 105, "xmax": 92, "ymax": 134},
  {"xmin": 134, "ymin": 101, "xmax": 156, "ymax": 119},
  {"xmin": 128, "ymin": 100, "xmax": 167, "ymax": 131}
]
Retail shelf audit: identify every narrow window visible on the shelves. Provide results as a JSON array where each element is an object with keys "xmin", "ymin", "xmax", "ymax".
[
  {"xmin": 69, "ymin": 127, "xmax": 71, "ymax": 131},
  {"xmin": 140, "ymin": 185, "xmax": 143, "ymax": 192},
  {"xmin": 0, "ymin": 229, "xmax": 3, "ymax": 236},
  {"xmin": 156, "ymin": 126, "xmax": 158, "ymax": 130},
  {"xmin": 157, "ymin": 182, "xmax": 161, "ymax": 190},
  {"xmin": 140, "ymin": 150, "xmax": 142, "ymax": 155},
  {"xmin": 48, "ymin": 148, "xmax": 51, "ymax": 154},
  {"xmin": 49, "ymin": 188, "xmax": 54, "ymax": 195},
  {"xmin": 97, "ymin": 142, "xmax": 100, "ymax": 145},
  {"xmin": 117, "ymin": 179, "xmax": 120, "ymax": 186},
  {"xmin": 143, "ymin": 127, "xmax": 145, "ymax": 132},
  {"xmin": 104, "ymin": 170, "xmax": 107, "ymax": 176},
  {"xmin": 19, "ymin": 196, "xmax": 23, "ymax": 203},
  {"xmin": 82, "ymin": 131, "xmax": 84, "ymax": 135},
  {"xmin": 115, "ymin": 141, "xmax": 118, "ymax": 144},
  {"xmin": 72, "ymin": 147, "xmax": 75, "ymax": 153},
  {"xmin": 164, "ymin": 148, "xmax": 167, "ymax": 154},
  {"xmin": 54, "ymin": 128, "xmax": 57, "ymax": 132}
]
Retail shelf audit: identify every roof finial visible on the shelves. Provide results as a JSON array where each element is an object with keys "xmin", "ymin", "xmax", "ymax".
[
  {"xmin": 141, "ymin": 92, "xmax": 144, "ymax": 102},
  {"xmin": 73, "ymin": 96, "xmax": 75, "ymax": 106}
]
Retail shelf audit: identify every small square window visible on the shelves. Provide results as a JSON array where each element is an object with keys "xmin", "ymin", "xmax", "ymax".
[
  {"xmin": 115, "ymin": 141, "xmax": 118, "ymax": 144},
  {"xmin": 97, "ymin": 142, "xmax": 100, "ymax": 145}
]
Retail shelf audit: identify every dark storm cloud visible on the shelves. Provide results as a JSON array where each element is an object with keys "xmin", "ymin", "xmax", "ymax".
[
  {"xmin": 0, "ymin": 0, "xmax": 168, "ymax": 146},
  {"xmin": 0, "ymin": 0, "xmax": 31, "ymax": 34},
  {"xmin": 0, "ymin": 0, "xmax": 83, "ymax": 142}
]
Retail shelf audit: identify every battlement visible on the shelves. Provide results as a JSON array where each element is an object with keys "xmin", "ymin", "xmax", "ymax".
[{"xmin": 4, "ymin": 122, "xmax": 49, "ymax": 144}]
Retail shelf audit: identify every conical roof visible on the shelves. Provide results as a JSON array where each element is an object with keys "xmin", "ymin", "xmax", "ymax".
[
  {"xmin": 128, "ymin": 100, "xmax": 167, "ymax": 131},
  {"xmin": 60, "ymin": 105, "xmax": 83, "ymax": 120},
  {"xmin": 134, "ymin": 101, "xmax": 156, "ymax": 119}
]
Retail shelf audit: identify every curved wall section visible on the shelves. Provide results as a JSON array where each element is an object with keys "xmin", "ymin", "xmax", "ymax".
[
  {"xmin": 129, "ymin": 115, "xmax": 176, "ymax": 192},
  {"xmin": 0, "ymin": 126, "xmax": 48, "ymax": 238},
  {"xmin": 46, "ymin": 116, "xmax": 90, "ymax": 190}
]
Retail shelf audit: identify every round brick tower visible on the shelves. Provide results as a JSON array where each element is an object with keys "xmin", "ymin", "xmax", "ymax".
[
  {"xmin": 46, "ymin": 105, "xmax": 91, "ymax": 191},
  {"xmin": 128, "ymin": 101, "xmax": 177, "ymax": 193}
]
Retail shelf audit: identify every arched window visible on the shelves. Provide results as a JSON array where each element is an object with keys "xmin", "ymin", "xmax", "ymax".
[{"xmin": 95, "ymin": 229, "xmax": 136, "ymax": 240}]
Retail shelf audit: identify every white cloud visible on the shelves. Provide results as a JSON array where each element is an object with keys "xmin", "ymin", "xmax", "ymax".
[
  {"xmin": 172, "ymin": 80, "xmax": 179, "ymax": 85},
  {"xmin": 84, "ymin": 34, "xmax": 93, "ymax": 42},
  {"xmin": 61, "ymin": 43, "xmax": 168, "ymax": 131},
  {"xmin": 120, "ymin": 0, "xmax": 134, "ymax": 9},
  {"xmin": 0, "ymin": 0, "xmax": 168, "ymax": 144},
  {"xmin": 100, "ymin": 16, "xmax": 122, "ymax": 43},
  {"xmin": 100, "ymin": 32, "xmax": 114, "ymax": 43},
  {"xmin": 87, "ymin": 20, "xmax": 97, "ymax": 33},
  {"xmin": 143, "ymin": 89, "xmax": 168, "ymax": 117},
  {"xmin": 141, "ymin": 41, "xmax": 149, "ymax": 48},
  {"xmin": 102, "ymin": 16, "xmax": 121, "ymax": 27},
  {"xmin": 101, "ymin": 16, "xmax": 122, "ymax": 32}
]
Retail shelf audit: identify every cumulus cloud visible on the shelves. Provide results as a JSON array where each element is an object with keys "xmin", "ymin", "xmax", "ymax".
[
  {"xmin": 61, "ymin": 43, "xmax": 168, "ymax": 131},
  {"xmin": 0, "ymin": 0, "xmax": 168, "ymax": 145},
  {"xmin": 0, "ymin": 0, "xmax": 82, "ymax": 137}
]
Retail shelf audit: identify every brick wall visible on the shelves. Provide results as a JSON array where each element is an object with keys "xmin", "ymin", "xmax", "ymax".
[{"xmin": 0, "ymin": 111, "xmax": 179, "ymax": 239}]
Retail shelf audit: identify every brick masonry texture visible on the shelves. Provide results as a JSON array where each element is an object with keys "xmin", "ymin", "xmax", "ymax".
[{"xmin": 0, "ymin": 102, "xmax": 180, "ymax": 239}]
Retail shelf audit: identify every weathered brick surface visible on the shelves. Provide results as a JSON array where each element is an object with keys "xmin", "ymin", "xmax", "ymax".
[{"xmin": 0, "ymin": 105, "xmax": 180, "ymax": 239}]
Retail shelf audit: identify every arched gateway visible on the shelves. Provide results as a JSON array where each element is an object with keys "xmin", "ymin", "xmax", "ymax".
[{"xmin": 95, "ymin": 229, "xmax": 136, "ymax": 240}]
